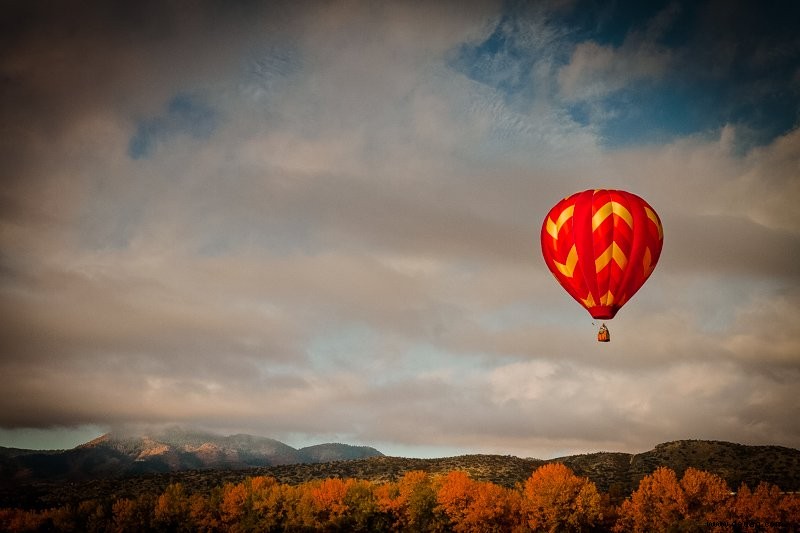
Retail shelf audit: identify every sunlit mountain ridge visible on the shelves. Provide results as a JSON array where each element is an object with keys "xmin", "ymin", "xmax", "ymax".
[{"xmin": 0, "ymin": 427, "xmax": 383, "ymax": 484}]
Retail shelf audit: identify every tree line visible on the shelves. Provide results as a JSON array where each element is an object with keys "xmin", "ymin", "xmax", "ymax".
[{"xmin": 2, "ymin": 463, "xmax": 798, "ymax": 532}]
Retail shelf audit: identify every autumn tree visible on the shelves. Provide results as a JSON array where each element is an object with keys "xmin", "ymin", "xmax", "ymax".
[
  {"xmin": 76, "ymin": 499, "xmax": 110, "ymax": 533},
  {"xmin": 296, "ymin": 477, "xmax": 356, "ymax": 529},
  {"xmin": 154, "ymin": 483, "xmax": 192, "ymax": 532},
  {"xmin": 436, "ymin": 470, "xmax": 475, "ymax": 531},
  {"xmin": 727, "ymin": 482, "xmax": 794, "ymax": 533},
  {"xmin": 330, "ymin": 478, "xmax": 379, "ymax": 531},
  {"xmin": 523, "ymin": 462, "xmax": 603, "ymax": 532},
  {"xmin": 615, "ymin": 467, "xmax": 686, "ymax": 532},
  {"xmin": 374, "ymin": 479, "xmax": 404, "ymax": 528},
  {"xmin": 0, "ymin": 508, "xmax": 47, "ymax": 533},
  {"xmin": 615, "ymin": 467, "xmax": 738, "ymax": 532},
  {"xmin": 189, "ymin": 488, "xmax": 223, "ymax": 532},
  {"xmin": 679, "ymin": 467, "xmax": 732, "ymax": 528},
  {"xmin": 247, "ymin": 476, "xmax": 301, "ymax": 531},
  {"xmin": 778, "ymin": 492, "xmax": 800, "ymax": 528},
  {"xmin": 436, "ymin": 470, "xmax": 523, "ymax": 532},
  {"xmin": 253, "ymin": 482, "xmax": 306, "ymax": 531},
  {"xmin": 219, "ymin": 481, "xmax": 248, "ymax": 529},
  {"xmin": 111, "ymin": 498, "xmax": 138, "ymax": 533},
  {"xmin": 374, "ymin": 470, "xmax": 443, "ymax": 531}
]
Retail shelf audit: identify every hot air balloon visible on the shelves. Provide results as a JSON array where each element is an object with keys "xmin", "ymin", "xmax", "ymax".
[{"xmin": 540, "ymin": 189, "xmax": 663, "ymax": 341}]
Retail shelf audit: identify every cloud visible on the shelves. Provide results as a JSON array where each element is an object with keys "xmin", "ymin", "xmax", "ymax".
[
  {"xmin": 557, "ymin": 40, "xmax": 672, "ymax": 102},
  {"xmin": 557, "ymin": 3, "xmax": 678, "ymax": 102}
]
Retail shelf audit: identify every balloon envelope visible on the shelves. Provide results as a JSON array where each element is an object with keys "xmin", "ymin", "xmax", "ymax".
[{"xmin": 541, "ymin": 189, "xmax": 663, "ymax": 320}]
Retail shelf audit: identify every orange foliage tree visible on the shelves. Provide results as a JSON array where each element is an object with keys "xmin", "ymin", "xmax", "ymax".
[
  {"xmin": 436, "ymin": 470, "xmax": 523, "ymax": 532},
  {"xmin": 726, "ymin": 481, "xmax": 800, "ymax": 533},
  {"xmin": 301, "ymin": 477, "xmax": 356, "ymax": 529},
  {"xmin": 615, "ymin": 466, "xmax": 686, "ymax": 532},
  {"xmin": 680, "ymin": 467, "xmax": 731, "ymax": 528},
  {"xmin": 778, "ymin": 493, "xmax": 800, "ymax": 529},
  {"xmin": 523, "ymin": 462, "xmax": 603, "ymax": 532},
  {"xmin": 615, "ymin": 467, "xmax": 738, "ymax": 532}
]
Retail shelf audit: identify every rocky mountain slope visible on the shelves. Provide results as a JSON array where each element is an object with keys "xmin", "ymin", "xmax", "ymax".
[{"xmin": 0, "ymin": 427, "xmax": 383, "ymax": 484}]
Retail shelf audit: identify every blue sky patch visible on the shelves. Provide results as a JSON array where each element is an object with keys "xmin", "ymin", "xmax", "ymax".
[
  {"xmin": 594, "ymin": 81, "xmax": 720, "ymax": 147},
  {"xmin": 128, "ymin": 93, "xmax": 217, "ymax": 159},
  {"xmin": 451, "ymin": 0, "xmax": 800, "ymax": 151},
  {"xmin": 452, "ymin": 16, "xmax": 535, "ymax": 98}
]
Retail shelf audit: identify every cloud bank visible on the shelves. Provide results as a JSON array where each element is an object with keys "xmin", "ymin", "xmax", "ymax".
[{"xmin": 1, "ymin": 0, "xmax": 798, "ymax": 457}]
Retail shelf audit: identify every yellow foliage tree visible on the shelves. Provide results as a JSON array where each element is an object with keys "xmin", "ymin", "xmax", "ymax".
[
  {"xmin": 373, "ymin": 470, "xmax": 442, "ymax": 531},
  {"xmin": 111, "ymin": 498, "xmax": 137, "ymax": 533},
  {"xmin": 154, "ymin": 483, "xmax": 192, "ymax": 532}
]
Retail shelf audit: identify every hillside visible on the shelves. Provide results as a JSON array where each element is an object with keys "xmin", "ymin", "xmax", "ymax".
[
  {"xmin": 244, "ymin": 440, "xmax": 800, "ymax": 493},
  {"xmin": 555, "ymin": 439, "xmax": 800, "ymax": 492},
  {"xmin": 1, "ymin": 439, "xmax": 798, "ymax": 510},
  {"xmin": 299, "ymin": 443, "xmax": 388, "ymax": 463}
]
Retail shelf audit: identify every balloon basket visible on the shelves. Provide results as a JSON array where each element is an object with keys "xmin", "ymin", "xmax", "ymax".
[{"xmin": 597, "ymin": 323, "xmax": 610, "ymax": 342}]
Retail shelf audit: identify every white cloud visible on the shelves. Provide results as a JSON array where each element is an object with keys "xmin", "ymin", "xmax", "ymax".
[
  {"xmin": 557, "ymin": 39, "xmax": 672, "ymax": 102},
  {"xmin": 557, "ymin": 3, "xmax": 679, "ymax": 103}
]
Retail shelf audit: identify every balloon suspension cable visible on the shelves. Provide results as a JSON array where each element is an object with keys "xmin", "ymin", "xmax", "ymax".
[{"xmin": 597, "ymin": 322, "xmax": 610, "ymax": 342}]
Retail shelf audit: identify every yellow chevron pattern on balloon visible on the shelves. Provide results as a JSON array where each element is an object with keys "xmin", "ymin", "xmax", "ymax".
[
  {"xmin": 594, "ymin": 242, "xmax": 628, "ymax": 273},
  {"xmin": 581, "ymin": 292, "xmax": 596, "ymax": 307},
  {"xmin": 546, "ymin": 204, "xmax": 574, "ymax": 239},
  {"xmin": 553, "ymin": 244, "xmax": 578, "ymax": 277},
  {"xmin": 644, "ymin": 206, "xmax": 663, "ymax": 239},
  {"xmin": 592, "ymin": 201, "xmax": 633, "ymax": 231},
  {"xmin": 643, "ymin": 247, "xmax": 655, "ymax": 277},
  {"xmin": 600, "ymin": 290, "xmax": 615, "ymax": 306}
]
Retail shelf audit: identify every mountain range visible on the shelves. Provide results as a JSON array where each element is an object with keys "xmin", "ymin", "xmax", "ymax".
[
  {"xmin": 0, "ymin": 427, "xmax": 383, "ymax": 485},
  {"xmin": 2, "ymin": 431, "xmax": 799, "ymax": 511}
]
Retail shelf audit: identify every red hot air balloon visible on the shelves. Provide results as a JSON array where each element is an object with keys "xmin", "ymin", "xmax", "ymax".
[{"xmin": 541, "ymin": 189, "xmax": 663, "ymax": 341}]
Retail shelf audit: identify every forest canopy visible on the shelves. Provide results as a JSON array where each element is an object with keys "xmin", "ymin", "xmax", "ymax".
[{"xmin": 2, "ymin": 464, "xmax": 798, "ymax": 532}]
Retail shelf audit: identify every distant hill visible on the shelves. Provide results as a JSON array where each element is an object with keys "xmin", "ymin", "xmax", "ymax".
[
  {"xmin": 0, "ymin": 447, "xmax": 60, "ymax": 459},
  {"xmin": 0, "ymin": 427, "xmax": 383, "ymax": 485},
  {"xmin": 299, "ymin": 443, "xmax": 386, "ymax": 463}
]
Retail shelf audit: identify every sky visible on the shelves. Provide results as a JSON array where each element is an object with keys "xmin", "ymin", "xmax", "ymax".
[{"xmin": 1, "ymin": 0, "xmax": 799, "ymax": 459}]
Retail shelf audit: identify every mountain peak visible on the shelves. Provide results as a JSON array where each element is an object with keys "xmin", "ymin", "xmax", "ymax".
[{"xmin": 2, "ymin": 429, "xmax": 384, "ymax": 484}]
